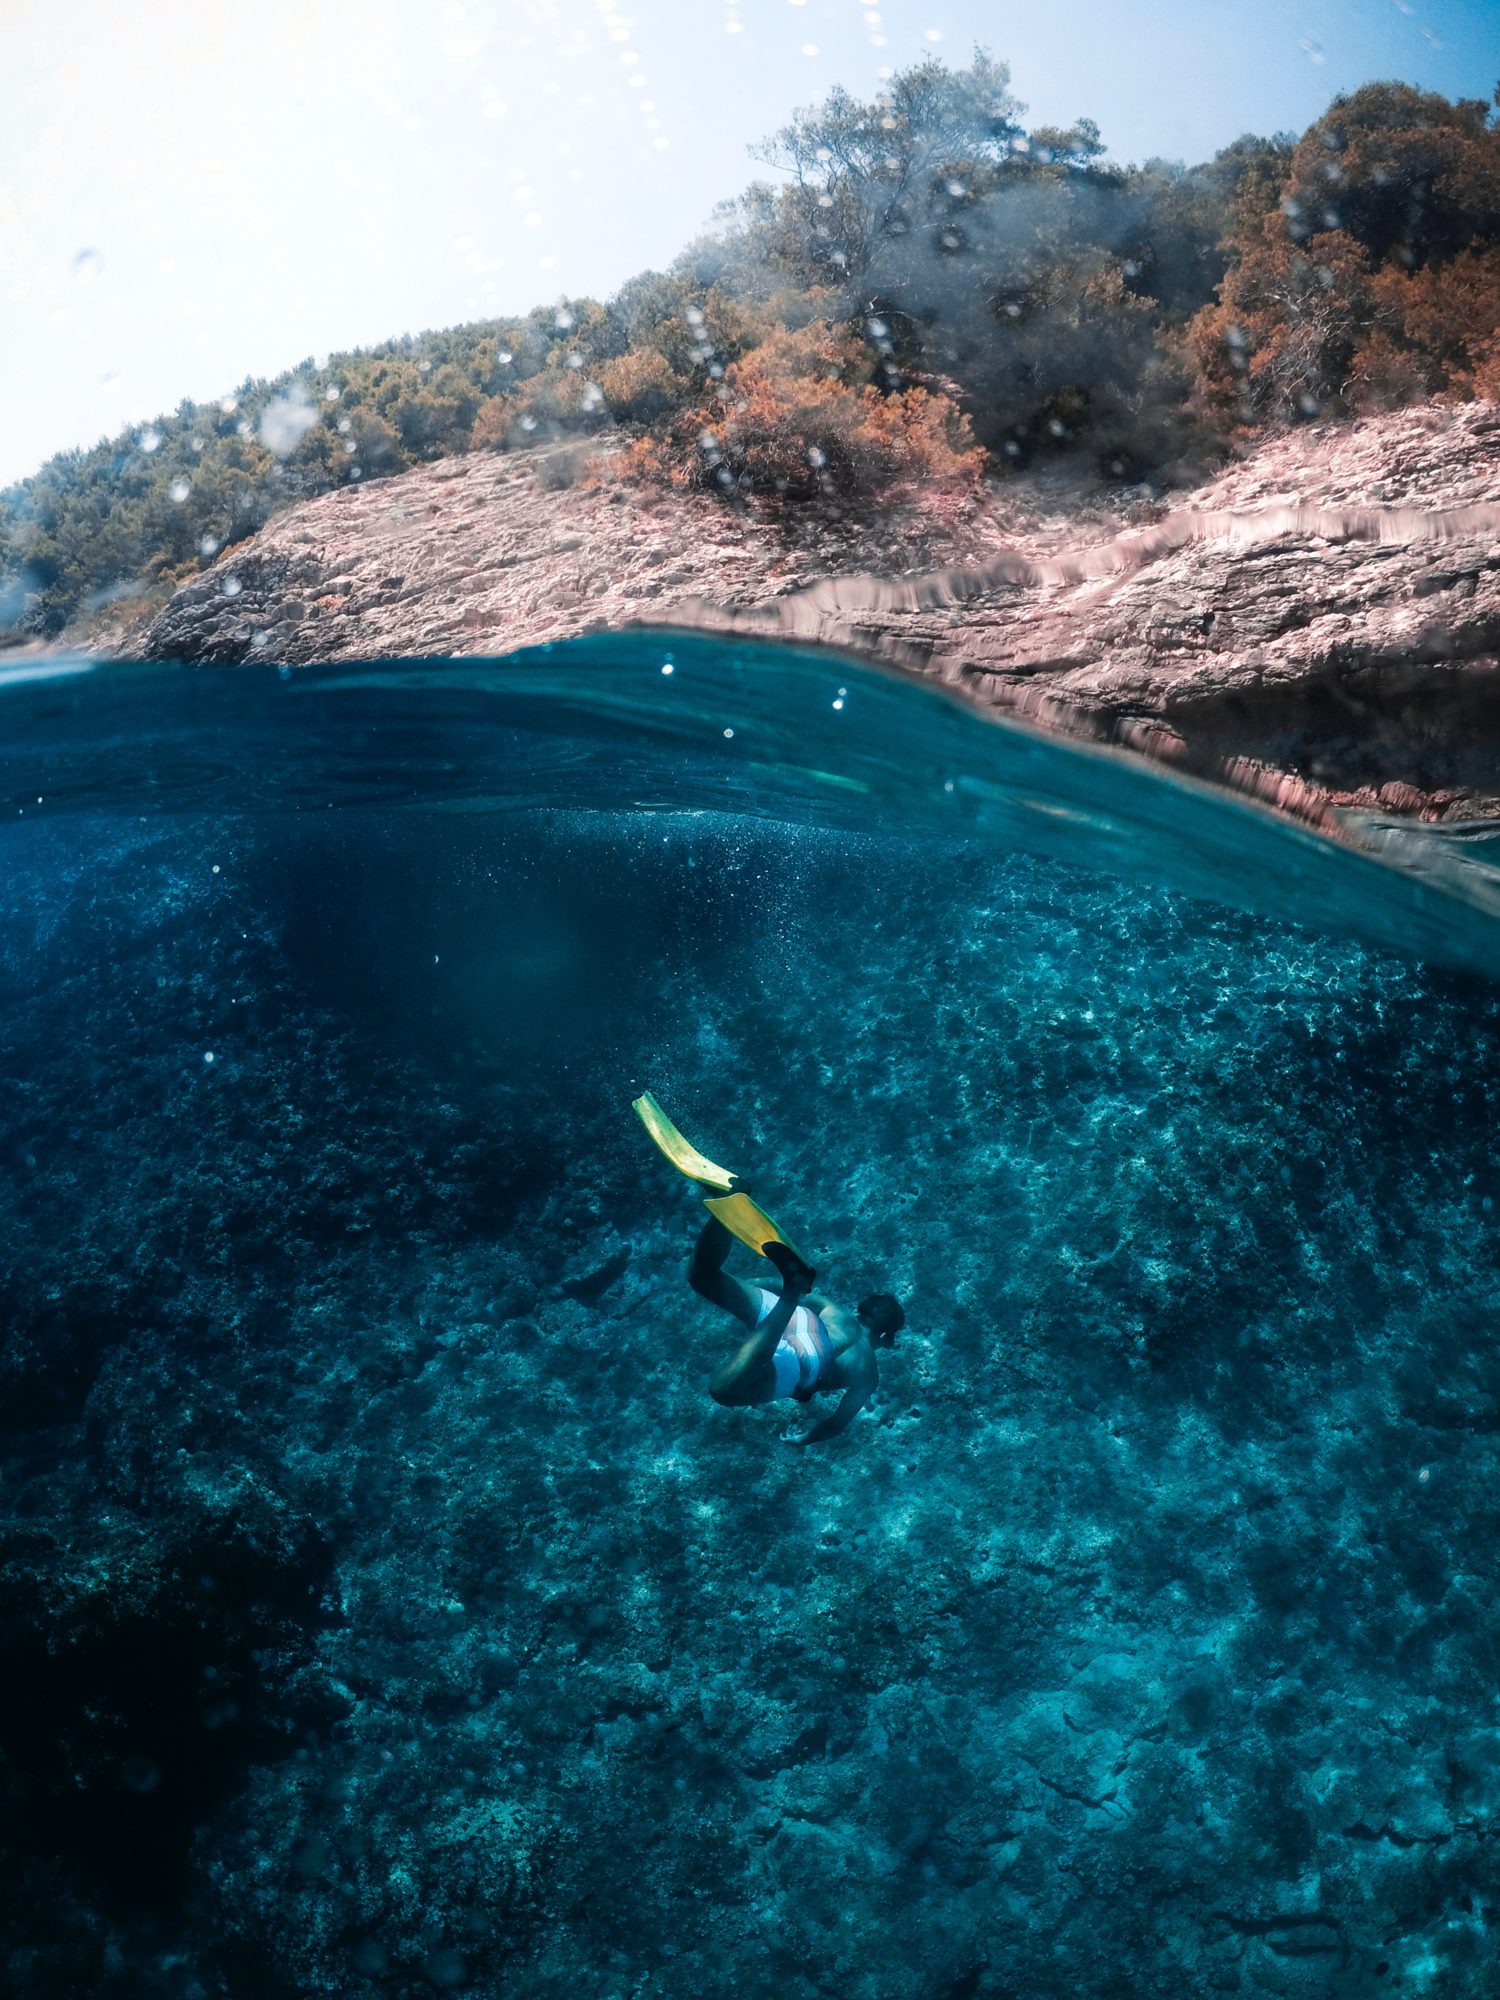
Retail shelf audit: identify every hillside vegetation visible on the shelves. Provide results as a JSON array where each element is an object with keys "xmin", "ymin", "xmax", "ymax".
[{"xmin": 3, "ymin": 54, "xmax": 1498, "ymax": 642}]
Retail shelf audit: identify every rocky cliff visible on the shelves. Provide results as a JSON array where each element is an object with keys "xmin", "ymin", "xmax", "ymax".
[{"xmin": 141, "ymin": 402, "xmax": 1500, "ymax": 823}]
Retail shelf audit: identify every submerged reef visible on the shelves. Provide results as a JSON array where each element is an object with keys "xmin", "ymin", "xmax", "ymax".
[{"xmin": 4, "ymin": 804, "xmax": 1500, "ymax": 1997}]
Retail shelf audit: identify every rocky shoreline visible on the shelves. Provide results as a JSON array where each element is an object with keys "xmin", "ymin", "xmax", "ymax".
[{"xmin": 137, "ymin": 401, "xmax": 1500, "ymax": 825}]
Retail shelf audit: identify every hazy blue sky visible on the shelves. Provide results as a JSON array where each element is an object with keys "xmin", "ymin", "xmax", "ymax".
[{"xmin": 3, "ymin": 0, "xmax": 1497, "ymax": 484}]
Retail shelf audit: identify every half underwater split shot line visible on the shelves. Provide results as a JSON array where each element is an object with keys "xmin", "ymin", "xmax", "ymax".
[{"xmin": 7, "ymin": 633, "xmax": 1500, "ymax": 980}]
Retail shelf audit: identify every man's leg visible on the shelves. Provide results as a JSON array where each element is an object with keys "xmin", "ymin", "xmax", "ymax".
[
  {"xmin": 689, "ymin": 1215, "xmax": 760, "ymax": 1328},
  {"xmin": 690, "ymin": 1215, "xmax": 783, "ymax": 1407}
]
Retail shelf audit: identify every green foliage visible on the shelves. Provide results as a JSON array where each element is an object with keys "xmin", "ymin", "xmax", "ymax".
[{"xmin": 0, "ymin": 320, "xmax": 565, "ymax": 637}]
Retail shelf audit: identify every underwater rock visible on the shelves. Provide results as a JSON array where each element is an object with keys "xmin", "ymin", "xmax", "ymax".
[
  {"xmin": 0, "ymin": 1470, "xmax": 339, "ymax": 1938},
  {"xmin": 137, "ymin": 402, "xmax": 1500, "ymax": 823}
]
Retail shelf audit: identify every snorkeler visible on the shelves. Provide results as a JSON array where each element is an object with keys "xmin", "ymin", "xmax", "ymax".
[
  {"xmin": 632, "ymin": 1091, "xmax": 904, "ymax": 1443},
  {"xmin": 689, "ymin": 1214, "xmax": 905, "ymax": 1444}
]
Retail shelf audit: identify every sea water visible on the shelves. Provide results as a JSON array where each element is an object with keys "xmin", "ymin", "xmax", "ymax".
[{"xmin": 4, "ymin": 636, "xmax": 1500, "ymax": 1998}]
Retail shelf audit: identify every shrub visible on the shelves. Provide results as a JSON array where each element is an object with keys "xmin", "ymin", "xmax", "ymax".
[
  {"xmin": 617, "ymin": 321, "xmax": 981, "ymax": 502},
  {"xmin": 596, "ymin": 349, "xmax": 688, "ymax": 422}
]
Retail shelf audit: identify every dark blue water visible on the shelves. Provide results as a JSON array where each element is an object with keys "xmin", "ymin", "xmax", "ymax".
[{"xmin": 5, "ymin": 638, "xmax": 1500, "ymax": 1999}]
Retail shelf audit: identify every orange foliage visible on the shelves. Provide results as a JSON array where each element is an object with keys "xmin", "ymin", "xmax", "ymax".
[
  {"xmin": 1364, "ymin": 247, "xmax": 1500, "ymax": 401},
  {"xmin": 596, "ymin": 349, "xmax": 688, "ymax": 422},
  {"xmin": 469, "ymin": 397, "xmax": 511, "ymax": 450},
  {"xmin": 617, "ymin": 321, "xmax": 981, "ymax": 501},
  {"xmin": 1189, "ymin": 83, "xmax": 1500, "ymax": 427},
  {"xmin": 1190, "ymin": 231, "xmax": 1376, "ymax": 427}
]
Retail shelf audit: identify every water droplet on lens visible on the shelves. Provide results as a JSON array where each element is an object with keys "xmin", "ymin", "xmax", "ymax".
[
  {"xmin": 72, "ymin": 248, "xmax": 104, "ymax": 285},
  {"xmin": 258, "ymin": 393, "xmax": 318, "ymax": 456},
  {"xmin": 169, "ymin": 478, "xmax": 190, "ymax": 503},
  {"xmin": 222, "ymin": 575, "xmax": 242, "ymax": 598},
  {"xmin": 138, "ymin": 428, "xmax": 161, "ymax": 453},
  {"xmin": 200, "ymin": 535, "xmax": 220, "ymax": 557}
]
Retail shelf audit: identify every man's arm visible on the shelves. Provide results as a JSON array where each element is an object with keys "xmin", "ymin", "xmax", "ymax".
[{"xmin": 792, "ymin": 1380, "xmax": 873, "ymax": 1445}]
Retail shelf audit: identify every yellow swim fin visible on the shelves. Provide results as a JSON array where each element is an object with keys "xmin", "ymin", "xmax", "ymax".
[
  {"xmin": 703, "ymin": 1191, "xmax": 810, "ymax": 1274},
  {"xmin": 633, "ymin": 1092, "xmax": 812, "ymax": 1275},
  {"xmin": 632, "ymin": 1092, "xmax": 736, "ymax": 1193}
]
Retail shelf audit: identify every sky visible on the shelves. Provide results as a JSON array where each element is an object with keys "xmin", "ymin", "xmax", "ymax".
[{"xmin": 2, "ymin": 0, "xmax": 1497, "ymax": 485}]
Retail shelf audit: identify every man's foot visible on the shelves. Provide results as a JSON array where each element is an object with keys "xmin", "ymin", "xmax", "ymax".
[{"xmin": 764, "ymin": 1240, "xmax": 816, "ymax": 1292}]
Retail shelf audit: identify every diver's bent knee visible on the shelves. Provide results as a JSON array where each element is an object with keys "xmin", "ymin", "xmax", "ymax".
[
  {"xmin": 710, "ymin": 1364, "xmax": 775, "ymax": 1408},
  {"xmin": 709, "ymin": 1366, "xmax": 754, "ymax": 1407}
]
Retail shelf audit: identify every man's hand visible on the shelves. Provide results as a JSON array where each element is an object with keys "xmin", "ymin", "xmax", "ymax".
[{"xmin": 763, "ymin": 1240, "xmax": 816, "ymax": 1295}]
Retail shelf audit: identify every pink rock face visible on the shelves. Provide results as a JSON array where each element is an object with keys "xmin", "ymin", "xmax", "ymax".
[{"xmin": 142, "ymin": 402, "xmax": 1500, "ymax": 824}]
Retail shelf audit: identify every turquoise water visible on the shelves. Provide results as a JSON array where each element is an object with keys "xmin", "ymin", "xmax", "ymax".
[{"xmin": 5, "ymin": 637, "xmax": 1500, "ymax": 1998}]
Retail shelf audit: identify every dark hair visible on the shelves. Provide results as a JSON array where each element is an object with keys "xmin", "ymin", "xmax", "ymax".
[{"xmin": 858, "ymin": 1293, "xmax": 906, "ymax": 1345}]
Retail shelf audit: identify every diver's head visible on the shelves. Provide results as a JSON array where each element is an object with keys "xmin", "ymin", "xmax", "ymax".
[{"xmin": 858, "ymin": 1293, "xmax": 905, "ymax": 1348}]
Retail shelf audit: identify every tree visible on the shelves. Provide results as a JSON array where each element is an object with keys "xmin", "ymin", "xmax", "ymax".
[
  {"xmin": 1190, "ymin": 83, "xmax": 1500, "ymax": 424},
  {"xmin": 750, "ymin": 50, "xmax": 1025, "ymax": 286}
]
